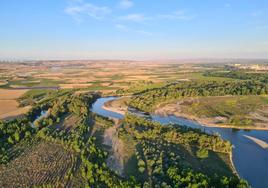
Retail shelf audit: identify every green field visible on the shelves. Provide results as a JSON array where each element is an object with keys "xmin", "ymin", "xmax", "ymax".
[{"xmin": 178, "ymin": 95, "xmax": 268, "ymax": 126}]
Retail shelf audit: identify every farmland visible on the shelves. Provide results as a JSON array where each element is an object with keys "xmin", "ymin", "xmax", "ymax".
[
  {"xmin": 0, "ymin": 140, "xmax": 75, "ymax": 187},
  {"xmin": 2, "ymin": 60, "xmax": 268, "ymax": 187},
  {"xmin": 0, "ymin": 89, "xmax": 31, "ymax": 120},
  {"xmin": 0, "ymin": 61, "xmax": 219, "ymax": 121}
]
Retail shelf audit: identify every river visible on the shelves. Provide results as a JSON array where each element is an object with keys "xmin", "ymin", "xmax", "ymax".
[{"xmin": 91, "ymin": 97, "xmax": 268, "ymax": 188}]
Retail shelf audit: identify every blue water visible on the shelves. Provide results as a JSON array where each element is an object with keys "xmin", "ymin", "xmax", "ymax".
[
  {"xmin": 91, "ymin": 97, "xmax": 268, "ymax": 188},
  {"xmin": 31, "ymin": 110, "xmax": 49, "ymax": 128}
]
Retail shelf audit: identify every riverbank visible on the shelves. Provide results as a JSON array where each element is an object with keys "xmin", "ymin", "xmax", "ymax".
[
  {"xmin": 154, "ymin": 96, "xmax": 268, "ymax": 131},
  {"xmin": 154, "ymin": 109, "xmax": 268, "ymax": 131},
  {"xmin": 103, "ymin": 96, "xmax": 268, "ymax": 130},
  {"xmin": 94, "ymin": 96, "xmax": 268, "ymax": 188},
  {"xmin": 102, "ymin": 97, "xmax": 130, "ymax": 116}
]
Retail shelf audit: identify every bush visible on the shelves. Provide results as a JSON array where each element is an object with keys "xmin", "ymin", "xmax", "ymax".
[{"xmin": 196, "ymin": 148, "xmax": 209, "ymax": 159}]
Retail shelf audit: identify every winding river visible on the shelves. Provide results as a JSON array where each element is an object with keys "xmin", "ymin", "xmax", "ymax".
[{"xmin": 91, "ymin": 97, "xmax": 268, "ymax": 188}]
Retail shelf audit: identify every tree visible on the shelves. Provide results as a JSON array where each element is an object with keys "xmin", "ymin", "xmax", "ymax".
[
  {"xmin": 7, "ymin": 136, "xmax": 14, "ymax": 144},
  {"xmin": 196, "ymin": 148, "xmax": 209, "ymax": 159},
  {"xmin": 14, "ymin": 131, "xmax": 20, "ymax": 142}
]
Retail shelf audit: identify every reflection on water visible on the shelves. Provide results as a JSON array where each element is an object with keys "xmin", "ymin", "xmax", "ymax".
[
  {"xmin": 31, "ymin": 110, "xmax": 49, "ymax": 128},
  {"xmin": 91, "ymin": 97, "xmax": 268, "ymax": 188}
]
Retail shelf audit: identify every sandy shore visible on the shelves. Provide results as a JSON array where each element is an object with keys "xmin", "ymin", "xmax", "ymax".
[
  {"xmin": 102, "ymin": 104, "xmax": 126, "ymax": 115},
  {"xmin": 102, "ymin": 97, "xmax": 129, "ymax": 116},
  {"xmin": 243, "ymin": 135, "xmax": 268, "ymax": 149}
]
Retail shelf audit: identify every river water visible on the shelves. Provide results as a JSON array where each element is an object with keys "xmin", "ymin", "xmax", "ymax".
[
  {"xmin": 30, "ymin": 110, "xmax": 49, "ymax": 128},
  {"xmin": 91, "ymin": 97, "xmax": 268, "ymax": 188}
]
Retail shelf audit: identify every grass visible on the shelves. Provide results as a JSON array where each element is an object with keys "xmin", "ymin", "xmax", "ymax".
[
  {"xmin": 18, "ymin": 89, "xmax": 56, "ymax": 106},
  {"xmin": 19, "ymin": 89, "xmax": 72, "ymax": 106},
  {"xmin": 116, "ymin": 81, "xmax": 166, "ymax": 95},
  {"xmin": 171, "ymin": 144, "xmax": 233, "ymax": 177},
  {"xmin": 183, "ymin": 96, "xmax": 268, "ymax": 117},
  {"xmin": 180, "ymin": 95, "xmax": 268, "ymax": 126},
  {"xmin": 188, "ymin": 72, "xmax": 238, "ymax": 82}
]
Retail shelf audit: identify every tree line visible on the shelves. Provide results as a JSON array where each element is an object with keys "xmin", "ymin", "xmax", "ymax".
[
  {"xmin": 204, "ymin": 70, "xmax": 268, "ymax": 83},
  {"xmin": 129, "ymin": 80, "xmax": 268, "ymax": 112}
]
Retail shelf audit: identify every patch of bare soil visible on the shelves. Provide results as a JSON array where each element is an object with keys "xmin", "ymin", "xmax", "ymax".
[
  {"xmin": 103, "ymin": 120, "xmax": 125, "ymax": 176},
  {"xmin": 0, "ymin": 89, "xmax": 28, "ymax": 99},
  {"xmin": 60, "ymin": 114, "xmax": 80, "ymax": 131},
  {"xmin": 59, "ymin": 83, "xmax": 92, "ymax": 89},
  {"xmin": 0, "ymin": 89, "xmax": 31, "ymax": 120}
]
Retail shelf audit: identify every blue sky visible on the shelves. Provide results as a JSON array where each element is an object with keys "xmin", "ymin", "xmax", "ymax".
[{"xmin": 0, "ymin": 0, "xmax": 268, "ymax": 60}]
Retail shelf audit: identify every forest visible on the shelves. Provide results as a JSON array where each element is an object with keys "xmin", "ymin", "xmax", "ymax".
[
  {"xmin": 0, "ymin": 89, "xmax": 249, "ymax": 187},
  {"xmin": 129, "ymin": 80, "xmax": 268, "ymax": 112},
  {"xmin": 119, "ymin": 114, "xmax": 248, "ymax": 187},
  {"xmin": 204, "ymin": 70, "xmax": 268, "ymax": 83}
]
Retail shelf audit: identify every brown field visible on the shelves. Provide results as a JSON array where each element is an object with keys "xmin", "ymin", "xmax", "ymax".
[
  {"xmin": 0, "ymin": 81, "xmax": 7, "ymax": 86},
  {"xmin": 59, "ymin": 83, "xmax": 92, "ymax": 89},
  {"xmin": 0, "ymin": 89, "xmax": 30, "ymax": 120},
  {"xmin": 0, "ymin": 61, "xmax": 213, "ymax": 94},
  {"xmin": 0, "ymin": 89, "xmax": 28, "ymax": 99},
  {"xmin": 0, "ymin": 141, "xmax": 75, "ymax": 187}
]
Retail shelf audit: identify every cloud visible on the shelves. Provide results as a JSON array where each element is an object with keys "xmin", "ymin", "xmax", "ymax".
[
  {"xmin": 135, "ymin": 30, "xmax": 153, "ymax": 36},
  {"xmin": 118, "ymin": 0, "xmax": 133, "ymax": 10},
  {"xmin": 115, "ymin": 24, "xmax": 152, "ymax": 36},
  {"xmin": 118, "ymin": 14, "xmax": 150, "ymax": 22},
  {"xmin": 158, "ymin": 11, "xmax": 195, "ymax": 21},
  {"xmin": 251, "ymin": 10, "xmax": 263, "ymax": 17},
  {"xmin": 225, "ymin": 3, "xmax": 231, "ymax": 8},
  {"xmin": 115, "ymin": 24, "xmax": 128, "ymax": 31},
  {"xmin": 65, "ymin": 1, "xmax": 111, "ymax": 21},
  {"xmin": 116, "ymin": 10, "xmax": 194, "ymax": 25}
]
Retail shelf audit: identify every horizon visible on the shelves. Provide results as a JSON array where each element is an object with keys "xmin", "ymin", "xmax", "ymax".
[
  {"xmin": 0, "ymin": 57, "xmax": 268, "ymax": 63},
  {"xmin": 1, "ymin": 0, "xmax": 268, "ymax": 60}
]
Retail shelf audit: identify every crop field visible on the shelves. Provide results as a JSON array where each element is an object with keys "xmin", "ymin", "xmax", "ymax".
[
  {"xmin": 0, "ymin": 61, "xmax": 214, "ymax": 94},
  {"xmin": 0, "ymin": 89, "xmax": 30, "ymax": 120},
  {"xmin": 0, "ymin": 140, "xmax": 75, "ymax": 187}
]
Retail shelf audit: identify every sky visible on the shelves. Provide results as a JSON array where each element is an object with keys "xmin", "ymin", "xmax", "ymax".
[{"xmin": 0, "ymin": 0, "xmax": 268, "ymax": 60}]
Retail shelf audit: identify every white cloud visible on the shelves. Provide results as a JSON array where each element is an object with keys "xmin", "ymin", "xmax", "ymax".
[
  {"xmin": 251, "ymin": 10, "xmax": 263, "ymax": 17},
  {"xmin": 119, "ymin": 0, "xmax": 133, "ymax": 10},
  {"xmin": 65, "ymin": 1, "xmax": 111, "ymax": 21},
  {"xmin": 135, "ymin": 30, "xmax": 153, "ymax": 36},
  {"xmin": 115, "ymin": 24, "xmax": 152, "ymax": 36},
  {"xmin": 225, "ymin": 3, "xmax": 231, "ymax": 8},
  {"xmin": 118, "ymin": 14, "xmax": 149, "ymax": 22},
  {"xmin": 115, "ymin": 24, "xmax": 128, "ymax": 31},
  {"xmin": 158, "ymin": 11, "xmax": 195, "ymax": 21}
]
